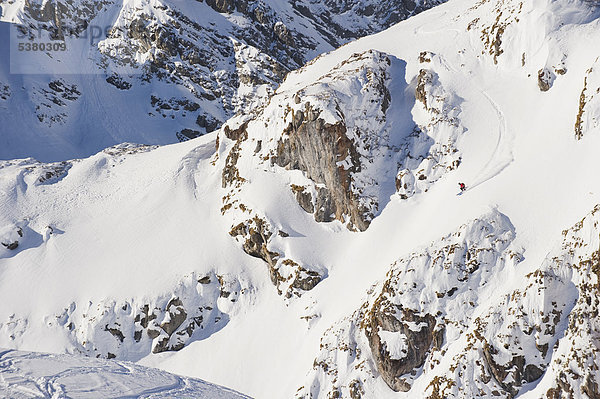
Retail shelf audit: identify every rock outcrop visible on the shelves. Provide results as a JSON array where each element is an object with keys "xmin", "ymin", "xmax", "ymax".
[
  {"xmin": 32, "ymin": 79, "xmax": 81, "ymax": 127},
  {"xmin": 575, "ymin": 57, "xmax": 600, "ymax": 140},
  {"xmin": 229, "ymin": 216, "xmax": 324, "ymax": 297},
  {"xmin": 538, "ymin": 68, "xmax": 554, "ymax": 91},
  {"xmin": 298, "ymin": 204, "xmax": 600, "ymax": 398},
  {"xmin": 255, "ymin": 50, "xmax": 398, "ymax": 231},
  {"xmin": 395, "ymin": 63, "xmax": 464, "ymax": 200},
  {"xmin": 39, "ymin": 272, "xmax": 247, "ymax": 359},
  {"xmin": 541, "ymin": 205, "xmax": 600, "ymax": 398},
  {"xmin": 466, "ymin": 0, "xmax": 523, "ymax": 65},
  {"xmin": 0, "ymin": 226, "xmax": 22, "ymax": 251},
  {"xmin": 364, "ymin": 304, "xmax": 439, "ymax": 392},
  {"xmin": 298, "ymin": 210, "xmax": 524, "ymax": 397},
  {"xmin": 273, "ymin": 109, "xmax": 367, "ymax": 230}
]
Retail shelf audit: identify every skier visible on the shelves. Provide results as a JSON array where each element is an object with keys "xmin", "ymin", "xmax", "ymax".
[{"xmin": 458, "ymin": 182, "xmax": 466, "ymax": 192}]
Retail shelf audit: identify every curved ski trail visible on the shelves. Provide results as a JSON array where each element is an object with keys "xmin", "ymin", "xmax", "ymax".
[{"xmin": 466, "ymin": 91, "xmax": 514, "ymax": 192}]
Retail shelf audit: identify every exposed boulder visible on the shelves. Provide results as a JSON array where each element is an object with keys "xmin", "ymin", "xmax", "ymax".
[
  {"xmin": 222, "ymin": 140, "xmax": 246, "ymax": 189},
  {"xmin": 274, "ymin": 21, "xmax": 294, "ymax": 46},
  {"xmin": 230, "ymin": 216, "xmax": 279, "ymax": 268},
  {"xmin": 482, "ymin": 345, "xmax": 532, "ymax": 397},
  {"xmin": 274, "ymin": 259, "xmax": 323, "ymax": 298},
  {"xmin": 159, "ymin": 298, "xmax": 187, "ymax": 336},
  {"xmin": 291, "ymin": 185, "xmax": 315, "ymax": 213},
  {"xmin": 0, "ymin": 83, "xmax": 11, "ymax": 101},
  {"xmin": 177, "ymin": 129, "xmax": 203, "ymax": 142},
  {"xmin": 0, "ymin": 225, "xmax": 24, "ymax": 252},
  {"xmin": 104, "ymin": 324, "xmax": 125, "ymax": 343},
  {"xmin": 2, "ymin": 241, "xmax": 19, "ymax": 251},
  {"xmin": 229, "ymin": 216, "xmax": 324, "ymax": 297},
  {"xmin": 223, "ymin": 121, "xmax": 249, "ymax": 142},
  {"xmin": 537, "ymin": 68, "xmax": 554, "ymax": 92},
  {"xmin": 364, "ymin": 302, "xmax": 439, "ymax": 392},
  {"xmin": 106, "ymin": 75, "xmax": 132, "ymax": 90},
  {"xmin": 415, "ymin": 69, "xmax": 433, "ymax": 108},
  {"xmin": 196, "ymin": 114, "xmax": 220, "ymax": 133}
]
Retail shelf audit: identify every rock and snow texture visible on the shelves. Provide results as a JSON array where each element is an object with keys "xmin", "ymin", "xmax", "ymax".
[
  {"xmin": 303, "ymin": 204, "xmax": 600, "ymax": 399},
  {"xmin": 0, "ymin": 0, "xmax": 444, "ymax": 161},
  {"xmin": 297, "ymin": 210, "xmax": 523, "ymax": 396},
  {"xmin": 395, "ymin": 64, "xmax": 464, "ymax": 200},
  {"xmin": 0, "ymin": 141, "xmax": 261, "ymax": 363},
  {"xmin": 299, "ymin": 205, "xmax": 600, "ymax": 399},
  {"xmin": 575, "ymin": 57, "xmax": 600, "ymax": 139},
  {"xmin": 1, "ymin": 0, "xmax": 600, "ymax": 397},
  {"xmin": 0, "ymin": 349, "xmax": 250, "ymax": 398},
  {"xmin": 219, "ymin": 48, "xmax": 465, "ymax": 233},
  {"xmin": 219, "ymin": 50, "xmax": 402, "ymax": 233},
  {"xmin": 537, "ymin": 205, "xmax": 600, "ymax": 399}
]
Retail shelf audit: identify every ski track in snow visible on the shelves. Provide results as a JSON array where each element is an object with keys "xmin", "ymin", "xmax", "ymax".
[
  {"xmin": 429, "ymin": 52, "xmax": 514, "ymax": 194},
  {"xmin": 0, "ymin": 349, "xmax": 251, "ymax": 398},
  {"xmin": 175, "ymin": 141, "xmax": 217, "ymax": 199},
  {"xmin": 467, "ymin": 91, "xmax": 514, "ymax": 191}
]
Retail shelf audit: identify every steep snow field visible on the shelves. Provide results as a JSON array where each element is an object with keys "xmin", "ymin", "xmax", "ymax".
[{"xmin": 1, "ymin": 0, "xmax": 600, "ymax": 397}]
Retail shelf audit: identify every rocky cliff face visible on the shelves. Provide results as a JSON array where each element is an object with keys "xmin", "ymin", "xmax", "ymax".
[
  {"xmin": 269, "ymin": 51, "xmax": 394, "ymax": 231},
  {"xmin": 219, "ymin": 49, "xmax": 466, "ymax": 233},
  {"xmin": 298, "ymin": 204, "xmax": 600, "ymax": 398},
  {"xmin": 575, "ymin": 57, "xmax": 600, "ymax": 140},
  {"xmin": 217, "ymin": 51, "xmax": 396, "ymax": 257},
  {"xmin": 297, "ymin": 210, "xmax": 523, "ymax": 397}
]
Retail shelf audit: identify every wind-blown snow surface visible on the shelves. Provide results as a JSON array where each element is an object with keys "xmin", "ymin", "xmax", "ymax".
[
  {"xmin": 1, "ymin": 0, "xmax": 600, "ymax": 398},
  {"xmin": 0, "ymin": 348, "xmax": 250, "ymax": 398}
]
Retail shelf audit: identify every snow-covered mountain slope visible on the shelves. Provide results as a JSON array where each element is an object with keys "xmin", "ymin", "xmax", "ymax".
[
  {"xmin": 1, "ymin": 0, "xmax": 600, "ymax": 397},
  {"xmin": 0, "ymin": 348, "xmax": 251, "ymax": 398},
  {"xmin": 0, "ymin": 0, "xmax": 444, "ymax": 162}
]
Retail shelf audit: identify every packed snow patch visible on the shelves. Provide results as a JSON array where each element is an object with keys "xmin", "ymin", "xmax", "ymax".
[{"xmin": 0, "ymin": 348, "xmax": 251, "ymax": 398}]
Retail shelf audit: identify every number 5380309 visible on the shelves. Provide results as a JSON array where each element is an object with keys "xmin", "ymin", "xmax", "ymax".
[{"xmin": 18, "ymin": 42, "xmax": 67, "ymax": 51}]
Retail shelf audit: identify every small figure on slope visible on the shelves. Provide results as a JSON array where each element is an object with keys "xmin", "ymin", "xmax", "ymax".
[{"xmin": 458, "ymin": 182, "xmax": 466, "ymax": 192}]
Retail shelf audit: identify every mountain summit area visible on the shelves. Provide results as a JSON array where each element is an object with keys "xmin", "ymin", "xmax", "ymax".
[{"xmin": 1, "ymin": 0, "xmax": 600, "ymax": 398}]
